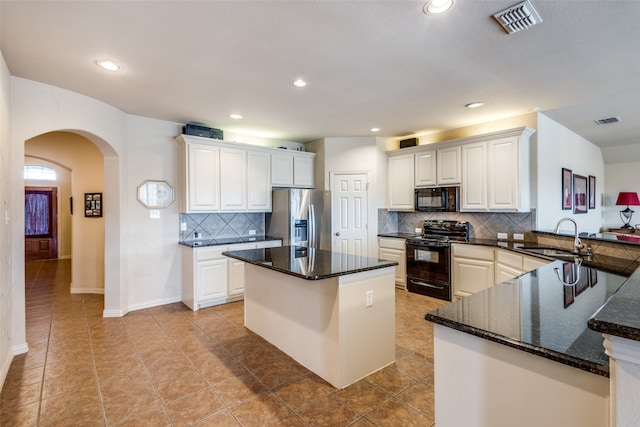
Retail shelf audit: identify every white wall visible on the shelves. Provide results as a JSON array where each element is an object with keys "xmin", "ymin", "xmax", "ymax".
[
  {"xmin": 536, "ymin": 114, "xmax": 605, "ymax": 234},
  {"xmin": 24, "ymin": 156, "xmax": 73, "ymax": 260},
  {"xmin": 604, "ymin": 161, "xmax": 640, "ymax": 230},
  {"xmin": 0, "ymin": 51, "xmax": 16, "ymax": 388},
  {"xmin": 307, "ymin": 136, "xmax": 389, "ymax": 257}
]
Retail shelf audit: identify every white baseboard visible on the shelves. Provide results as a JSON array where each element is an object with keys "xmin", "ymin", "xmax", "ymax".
[
  {"xmin": 13, "ymin": 343, "xmax": 29, "ymax": 355},
  {"xmin": 102, "ymin": 308, "xmax": 126, "ymax": 318},
  {"xmin": 128, "ymin": 295, "xmax": 182, "ymax": 313},
  {"xmin": 70, "ymin": 287, "xmax": 104, "ymax": 295},
  {"xmin": 58, "ymin": 255, "xmax": 71, "ymax": 260}
]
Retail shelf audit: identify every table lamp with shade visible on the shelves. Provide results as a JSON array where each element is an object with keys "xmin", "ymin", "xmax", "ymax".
[{"xmin": 616, "ymin": 192, "xmax": 640, "ymax": 229}]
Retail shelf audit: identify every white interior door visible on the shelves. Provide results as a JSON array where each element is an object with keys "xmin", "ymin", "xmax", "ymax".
[{"xmin": 331, "ymin": 173, "xmax": 369, "ymax": 258}]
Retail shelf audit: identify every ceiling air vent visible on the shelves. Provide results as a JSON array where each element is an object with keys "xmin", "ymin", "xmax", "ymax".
[
  {"xmin": 594, "ymin": 116, "xmax": 622, "ymax": 125},
  {"xmin": 493, "ymin": 0, "xmax": 543, "ymax": 34}
]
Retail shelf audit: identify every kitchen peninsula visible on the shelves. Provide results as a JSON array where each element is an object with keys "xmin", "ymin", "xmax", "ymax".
[
  {"xmin": 426, "ymin": 259, "xmax": 628, "ymax": 427},
  {"xmin": 223, "ymin": 246, "xmax": 397, "ymax": 389}
]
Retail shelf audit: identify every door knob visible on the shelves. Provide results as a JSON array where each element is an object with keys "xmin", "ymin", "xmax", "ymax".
[{"xmin": 335, "ymin": 232, "xmax": 340, "ymax": 236}]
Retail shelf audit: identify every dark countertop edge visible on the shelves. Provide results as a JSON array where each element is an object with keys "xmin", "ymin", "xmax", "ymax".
[
  {"xmin": 377, "ymin": 232, "xmax": 421, "ymax": 239},
  {"xmin": 587, "ymin": 318, "xmax": 640, "ymax": 342},
  {"xmin": 223, "ymin": 249, "xmax": 398, "ymax": 281},
  {"xmin": 179, "ymin": 235, "xmax": 282, "ymax": 248},
  {"xmin": 425, "ymin": 312, "xmax": 609, "ymax": 378}
]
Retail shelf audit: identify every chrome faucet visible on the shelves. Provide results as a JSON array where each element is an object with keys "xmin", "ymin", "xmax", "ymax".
[{"xmin": 553, "ymin": 217, "xmax": 584, "ymax": 254}]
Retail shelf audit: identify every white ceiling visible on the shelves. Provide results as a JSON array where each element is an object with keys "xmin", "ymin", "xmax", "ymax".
[{"xmin": 1, "ymin": 0, "xmax": 639, "ymax": 152}]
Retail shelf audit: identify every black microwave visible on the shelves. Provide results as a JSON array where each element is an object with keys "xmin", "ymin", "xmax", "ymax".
[{"xmin": 415, "ymin": 187, "xmax": 459, "ymax": 212}]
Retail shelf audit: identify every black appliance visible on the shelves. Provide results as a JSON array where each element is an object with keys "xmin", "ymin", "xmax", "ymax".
[
  {"xmin": 415, "ymin": 187, "xmax": 459, "ymax": 212},
  {"xmin": 183, "ymin": 123, "xmax": 223, "ymax": 140},
  {"xmin": 406, "ymin": 220, "xmax": 469, "ymax": 300}
]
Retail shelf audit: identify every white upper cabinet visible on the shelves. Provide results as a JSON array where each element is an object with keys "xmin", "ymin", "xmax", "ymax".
[
  {"xmin": 247, "ymin": 150, "xmax": 272, "ymax": 211},
  {"xmin": 387, "ymin": 152, "xmax": 415, "ymax": 211},
  {"xmin": 437, "ymin": 145, "xmax": 461, "ymax": 185},
  {"xmin": 271, "ymin": 151, "xmax": 316, "ymax": 188},
  {"xmin": 415, "ymin": 150, "xmax": 436, "ymax": 187},
  {"xmin": 271, "ymin": 153, "xmax": 294, "ymax": 186},
  {"xmin": 487, "ymin": 136, "xmax": 523, "ymax": 211},
  {"xmin": 184, "ymin": 142, "xmax": 220, "ymax": 212},
  {"xmin": 461, "ymin": 142, "xmax": 488, "ymax": 211},
  {"xmin": 220, "ymin": 147, "xmax": 247, "ymax": 211},
  {"xmin": 293, "ymin": 154, "xmax": 315, "ymax": 188}
]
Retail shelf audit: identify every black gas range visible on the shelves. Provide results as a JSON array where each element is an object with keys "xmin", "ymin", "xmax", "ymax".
[{"xmin": 406, "ymin": 220, "xmax": 469, "ymax": 300}]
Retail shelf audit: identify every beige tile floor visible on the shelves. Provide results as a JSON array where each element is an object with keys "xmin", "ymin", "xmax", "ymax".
[{"xmin": 1, "ymin": 259, "xmax": 448, "ymax": 426}]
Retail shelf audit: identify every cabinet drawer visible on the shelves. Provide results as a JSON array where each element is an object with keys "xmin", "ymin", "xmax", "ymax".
[
  {"xmin": 452, "ymin": 244, "xmax": 494, "ymax": 261},
  {"xmin": 378, "ymin": 237, "xmax": 406, "ymax": 251},
  {"xmin": 496, "ymin": 250, "xmax": 523, "ymax": 270},
  {"xmin": 195, "ymin": 246, "xmax": 228, "ymax": 261}
]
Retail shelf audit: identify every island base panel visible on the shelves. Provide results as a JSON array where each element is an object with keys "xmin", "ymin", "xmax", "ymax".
[
  {"xmin": 244, "ymin": 265, "xmax": 395, "ymax": 389},
  {"xmin": 433, "ymin": 325, "xmax": 609, "ymax": 427}
]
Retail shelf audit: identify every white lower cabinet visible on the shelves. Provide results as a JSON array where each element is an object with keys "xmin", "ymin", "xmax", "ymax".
[
  {"xmin": 182, "ymin": 239, "xmax": 282, "ymax": 310},
  {"xmin": 452, "ymin": 244, "xmax": 495, "ymax": 300},
  {"xmin": 453, "ymin": 244, "xmax": 551, "ymax": 300},
  {"xmin": 377, "ymin": 237, "xmax": 407, "ymax": 289}
]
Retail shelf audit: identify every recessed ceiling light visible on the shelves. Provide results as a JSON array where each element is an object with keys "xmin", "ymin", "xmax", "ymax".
[
  {"xmin": 423, "ymin": 0, "xmax": 454, "ymax": 15},
  {"xmin": 465, "ymin": 102, "xmax": 485, "ymax": 108},
  {"xmin": 96, "ymin": 59, "xmax": 122, "ymax": 72},
  {"xmin": 370, "ymin": 128, "xmax": 380, "ymax": 132},
  {"xmin": 229, "ymin": 114, "xmax": 243, "ymax": 119},
  {"xmin": 291, "ymin": 79, "xmax": 309, "ymax": 88}
]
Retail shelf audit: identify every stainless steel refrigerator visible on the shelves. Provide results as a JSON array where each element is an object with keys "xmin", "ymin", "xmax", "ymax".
[{"xmin": 266, "ymin": 189, "xmax": 332, "ymax": 250}]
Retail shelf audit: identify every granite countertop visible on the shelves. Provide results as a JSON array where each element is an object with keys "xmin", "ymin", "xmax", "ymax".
[
  {"xmin": 179, "ymin": 235, "xmax": 282, "ymax": 248},
  {"xmin": 222, "ymin": 246, "xmax": 397, "ymax": 281},
  {"xmin": 377, "ymin": 232, "xmax": 422, "ymax": 239},
  {"xmin": 426, "ymin": 261, "xmax": 629, "ymax": 377}
]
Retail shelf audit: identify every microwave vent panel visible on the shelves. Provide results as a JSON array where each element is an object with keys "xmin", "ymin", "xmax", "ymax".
[{"xmin": 594, "ymin": 116, "xmax": 622, "ymax": 125}]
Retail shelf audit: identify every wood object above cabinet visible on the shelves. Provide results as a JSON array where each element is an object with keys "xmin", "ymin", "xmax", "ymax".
[{"xmin": 176, "ymin": 135, "xmax": 315, "ymax": 213}]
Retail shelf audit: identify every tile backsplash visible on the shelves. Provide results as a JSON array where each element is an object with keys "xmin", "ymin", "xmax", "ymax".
[
  {"xmin": 378, "ymin": 208, "xmax": 536, "ymax": 241},
  {"xmin": 179, "ymin": 213, "xmax": 265, "ymax": 241}
]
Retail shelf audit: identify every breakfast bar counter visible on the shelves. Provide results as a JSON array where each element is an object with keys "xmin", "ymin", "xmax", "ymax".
[{"xmin": 223, "ymin": 246, "xmax": 397, "ymax": 389}]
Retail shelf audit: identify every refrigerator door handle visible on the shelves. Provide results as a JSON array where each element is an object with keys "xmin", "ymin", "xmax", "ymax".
[{"xmin": 309, "ymin": 204, "xmax": 316, "ymax": 248}]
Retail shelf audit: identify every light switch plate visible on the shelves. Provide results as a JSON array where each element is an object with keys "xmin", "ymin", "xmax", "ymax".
[
  {"xmin": 248, "ymin": 229, "xmax": 256, "ymax": 235},
  {"xmin": 149, "ymin": 210, "xmax": 160, "ymax": 219},
  {"xmin": 513, "ymin": 233, "xmax": 524, "ymax": 240},
  {"xmin": 497, "ymin": 232, "xmax": 508, "ymax": 239}
]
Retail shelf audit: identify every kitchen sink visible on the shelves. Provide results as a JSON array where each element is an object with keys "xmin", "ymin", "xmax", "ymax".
[{"xmin": 519, "ymin": 247, "xmax": 580, "ymax": 259}]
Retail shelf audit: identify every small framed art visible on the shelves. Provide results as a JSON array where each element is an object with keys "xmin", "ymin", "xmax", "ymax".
[
  {"xmin": 562, "ymin": 168, "xmax": 572, "ymax": 210},
  {"xmin": 588, "ymin": 175, "xmax": 596, "ymax": 209},
  {"xmin": 573, "ymin": 174, "xmax": 588, "ymax": 214},
  {"xmin": 85, "ymin": 193, "xmax": 102, "ymax": 217}
]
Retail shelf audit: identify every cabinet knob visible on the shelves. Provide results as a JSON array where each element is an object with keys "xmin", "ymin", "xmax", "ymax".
[{"xmin": 335, "ymin": 232, "xmax": 341, "ymax": 236}]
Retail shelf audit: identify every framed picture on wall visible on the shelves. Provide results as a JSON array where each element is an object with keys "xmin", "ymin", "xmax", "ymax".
[
  {"xmin": 573, "ymin": 174, "xmax": 588, "ymax": 214},
  {"xmin": 588, "ymin": 175, "xmax": 596, "ymax": 209},
  {"xmin": 84, "ymin": 193, "xmax": 102, "ymax": 217},
  {"xmin": 562, "ymin": 168, "xmax": 572, "ymax": 210}
]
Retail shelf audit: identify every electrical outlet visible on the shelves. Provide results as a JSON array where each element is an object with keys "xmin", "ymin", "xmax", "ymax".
[
  {"xmin": 180, "ymin": 222, "xmax": 187, "ymax": 231},
  {"xmin": 248, "ymin": 229, "xmax": 256, "ymax": 235},
  {"xmin": 366, "ymin": 290, "xmax": 373, "ymax": 307},
  {"xmin": 149, "ymin": 210, "xmax": 160, "ymax": 219},
  {"xmin": 414, "ymin": 228, "xmax": 422, "ymax": 234},
  {"xmin": 497, "ymin": 232, "xmax": 508, "ymax": 240},
  {"xmin": 513, "ymin": 233, "xmax": 524, "ymax": 240}
]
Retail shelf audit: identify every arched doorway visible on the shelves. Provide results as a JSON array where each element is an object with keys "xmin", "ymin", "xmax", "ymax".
[{"xmin": 23, "ymin": 130, "xmax": 121, "ymax": 314}]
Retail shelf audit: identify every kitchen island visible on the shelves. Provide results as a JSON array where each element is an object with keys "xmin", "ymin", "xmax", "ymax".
[
  {"xmin": 426, "ymin": 259, "xmax": 628, "ymax": 427},
  {"xmin": 223, "ymin": 246, "xmax": 397, "ymax": 389}
]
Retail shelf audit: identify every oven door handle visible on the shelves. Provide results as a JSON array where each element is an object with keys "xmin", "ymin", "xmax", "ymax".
[{"xmin": 409, "ymin": 279, "xmax": 445, "ymax": 290}]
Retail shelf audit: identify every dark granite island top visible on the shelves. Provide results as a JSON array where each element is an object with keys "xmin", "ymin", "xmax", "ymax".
[
  {"xmin": 223, "ymin": 245, "xmax": 398, "ymax": 280},
  {"xmin": 179, "ymin": 235, "xmax": 282, "ymax": 248},
  {"xmin": 426, "ymin": 260, "xmax": 628, "ymax": 377},
  {"xmin": 589, "ymin": 268, "xmax": 640, "ymax": 342}
]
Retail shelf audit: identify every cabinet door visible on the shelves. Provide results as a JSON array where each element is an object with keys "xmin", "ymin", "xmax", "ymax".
[
  {"xmin": 271, "ymin": 153, "xmax": 294, "ymax": 186},
  {"xmin": 387, "ymin": 153, "xmax": 415, "ymax": 211},
  {"xmin": 437, "ymin": 145, "xmax": 461, "ymax": 185},
  {"xmin": 523, "ymin": 255, "xmax": 549, "ymax": 272},
  {"xmin": 293, "ymin": 155, "xmax": 315, "ymax": 188},
  {"xmin": 452, "ymin": 257, "xmax": 495, "ymax": 298},
  {"xmin": 495, "ymin": 263, "xmax": 523, "ymax": 283},
  {"xmin": 378, "ymin": 248, "xmax": 406, "ymax": 288},
  {"xmin": 488, "ymin": 136, "xmax": 519, "ymax": 210},
  {"xmin": 247, "ymin": 150, "xmax": 272, "ymax": 211},
  {"xmin": 196, "ymin": 258, "xmax": 228, "ymax": 303},
  {"xmin": 461, "ymin": 142, "xmax": 487, "ymax": 211},
  {"xmin": 228, "ymin": 258, "xmax": 246, "ymax": 296},
  {"xmin": 220, "ymin": 147, "xmax": 247, "ymax": 211},
  {"xmin": 415, "ymin": 150, "xmax": 437, "ymax": 187},
  {"xmin": 188, "ymin": 143, "xmax": 220, "ymax": 211}
]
